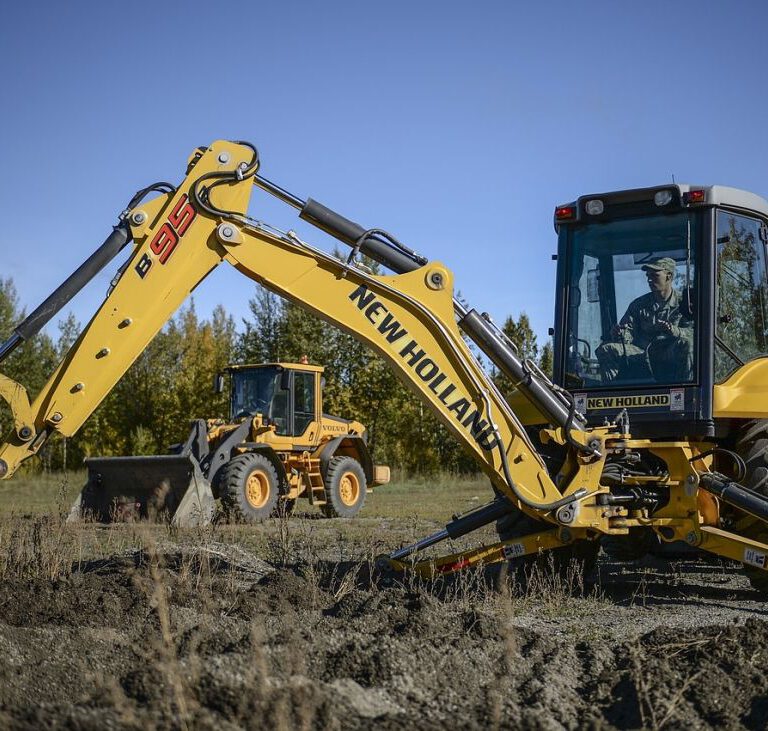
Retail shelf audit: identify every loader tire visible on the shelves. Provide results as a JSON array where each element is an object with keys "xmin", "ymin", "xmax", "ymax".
[
  {"xmin": 221, "ymin": 453, "xmax": 279, "ymax": 522},
  {"xmin": 321, "ymin": 457, "xmax": 367, "ymax": 518},
  {"xmin": 736, "ymin": 420, "xmax": 768, "ymax": 494},
  {"xmin": 732, "ymin": 421, "xmax": 768, "ymax": 593},
  {"xmin": 601, "ymin": 528, "xmax": 661, "ymax": 562}
]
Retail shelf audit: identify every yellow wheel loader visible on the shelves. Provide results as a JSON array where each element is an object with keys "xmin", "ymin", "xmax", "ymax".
[
  {"xmin": 78, "ymin": 362, "xmax": 389, "ymax": 524},
  {"xmin": 2, "ymin": 140, "xmax": 768, "ymax": 592}
]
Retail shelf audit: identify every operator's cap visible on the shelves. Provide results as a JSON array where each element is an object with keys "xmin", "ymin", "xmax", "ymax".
[{"xmin": 642, "ymin": 257, "xmax": 676, "ymax": 276}]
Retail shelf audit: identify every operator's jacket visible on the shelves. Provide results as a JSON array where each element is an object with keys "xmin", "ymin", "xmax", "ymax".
[
  {"xmin": 618, "ymin": 289, "xmax": 692, "ymax": 348},
  {"xmin": 597, "ymin": 289, "xmax": 693, "ymax": 381}
]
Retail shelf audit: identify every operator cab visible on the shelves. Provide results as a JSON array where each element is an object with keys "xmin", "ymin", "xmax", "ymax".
[
  {"xmin": 224, "ymin": 363, "xmax": 322, "ymax": 438},
  {"xmin": 553, "ymin": 185, "xmax": 768, "ymax": 437}
]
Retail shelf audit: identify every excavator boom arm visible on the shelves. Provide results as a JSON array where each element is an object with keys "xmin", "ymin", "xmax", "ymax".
[
  {"xmin": 0, "ymin": 141, "xmax": 579, "ymax": 516},
  {"xmin": 7, "ymin": 140, "xmax": 768, "ymax": 587}
]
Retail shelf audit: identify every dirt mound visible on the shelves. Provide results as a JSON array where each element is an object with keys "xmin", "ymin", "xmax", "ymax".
[
  {"xmin": 0, "ymin": 557, "xmax": 149, "ymax": 629},
  {"xmin": 597, "ymin": 619, "xmax": 768, "ymax": 729},
  {"xmin": 0, "ymin": 550, "xmax": 767, "ymax": 729}
]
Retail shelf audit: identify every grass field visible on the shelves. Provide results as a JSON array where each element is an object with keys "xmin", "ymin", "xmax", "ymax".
[
  {"xmin": 0, "ymin": 469, "xmax": 490, "ymax": 520},
  {"xmin": 0, "ymin": 469, "xmax": 83, "ymax": 515},
  {"xmin": 0, "ymin": 469, "xmax": 499, "ymax": 578}
]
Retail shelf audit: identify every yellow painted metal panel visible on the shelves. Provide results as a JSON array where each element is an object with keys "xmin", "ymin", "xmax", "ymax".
[{"xmin": 713, "ymin": 358, "xmax": 768, "ymax": 418}]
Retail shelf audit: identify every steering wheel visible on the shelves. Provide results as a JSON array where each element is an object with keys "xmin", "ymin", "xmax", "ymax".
[{"xmin": 644, "ymin": 335, "xmax": 676, "ymax": 381}]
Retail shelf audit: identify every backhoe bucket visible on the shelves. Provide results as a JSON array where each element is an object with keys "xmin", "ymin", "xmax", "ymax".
[{"xmin": 69, "ymin": 454, "xmax": 215, "ymax": 527}]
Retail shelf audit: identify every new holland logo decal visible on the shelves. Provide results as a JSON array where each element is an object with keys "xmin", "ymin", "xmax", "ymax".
[
  {"xmin": 586, "ymin": 394, "xmax": 670, "ymax": 410},
  {"xmin": 574, "ymin": 392, "xmax": 683, "ymax": 412},
  {"xmin": 348, "ymin": 284, "xmax": 499, "ymax": 452}
]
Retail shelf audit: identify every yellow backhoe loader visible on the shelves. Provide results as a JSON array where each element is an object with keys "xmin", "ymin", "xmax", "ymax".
[
  {"xmin": 2, "ymin": 140, "xmax": 768, "ymax": 591},
  {"xmin": 78, "ymin": 361, "xmax": 389, "ymax": 524}
]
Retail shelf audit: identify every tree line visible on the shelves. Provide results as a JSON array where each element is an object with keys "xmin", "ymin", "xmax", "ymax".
[{"xmin": 0, "ymin": 275, "xmax": 551, "ymax": 475}]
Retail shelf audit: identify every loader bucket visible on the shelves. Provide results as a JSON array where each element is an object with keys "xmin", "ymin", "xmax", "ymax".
[{"xmin": 69, "ymin": 454, "xmax": 215, "ymax": 527}]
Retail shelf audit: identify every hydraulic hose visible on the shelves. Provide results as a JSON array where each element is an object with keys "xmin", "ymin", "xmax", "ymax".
[
  {"xmin": 190, "ymin": 141, "xmax": 260, "ymax": 221},
  {"xmin": 0, "ymin": 223, "xmax": 131, "ymax": 364},
  {"xmin": 494, "ymin": 432, "xmax": 588, "ymax": 513},
  {"xmin": 0, "ymin": 180, "xmax": 175, "ymax": 365}
]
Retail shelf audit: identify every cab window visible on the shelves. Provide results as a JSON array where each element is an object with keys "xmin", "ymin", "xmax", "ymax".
[
  {"xmin": 564, "ymin": 212, "xmax": 697, "ymax": 389},
  {"xmin": 715, "ymin": 211, "xmax": 768, "ymax": 380}
]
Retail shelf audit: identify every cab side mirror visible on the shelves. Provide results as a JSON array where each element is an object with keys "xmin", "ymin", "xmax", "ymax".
[{"xmin": 213, "ymin": 373, "xmax": 225, "ymax": 394}]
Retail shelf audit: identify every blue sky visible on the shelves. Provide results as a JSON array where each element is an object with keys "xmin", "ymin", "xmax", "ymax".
[{"xmin": 1, "ymin": 0, "xmax": 767, "ymax": 349}]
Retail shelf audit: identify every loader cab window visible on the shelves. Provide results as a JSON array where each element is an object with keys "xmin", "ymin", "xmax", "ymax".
[
  {"xmin": 563, "ymin": 212, "xmax": 698, "ymax": 389},
  {"xmin": 292, "ymin": 371, "xmax": 316, "ymax": 436},
  {"xmin": 230, "ymin": 366, "xmax": 289, "ymax": 434},
  {"xmin": 715, "ymin": 211, "xmax": 768, "ymax": 381}
]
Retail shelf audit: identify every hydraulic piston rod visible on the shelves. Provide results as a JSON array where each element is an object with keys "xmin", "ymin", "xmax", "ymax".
[
  {"xmin": 460, "ymin": 308, "xmax": 583, "ymax": 431},
  {"xmin": 390, "ymin": 498, "xmax": 515, "ymax": 561},
  {"xmin": 0, "ymin": 223, "xmax": 131, "ymax": 364},
  {"xmin": 700, "ymin": 473, "xmax": 768, "ymax": 522},
  {"xmin": 254, "ymin": 174, "xmax": 426, "ymax": 275}
]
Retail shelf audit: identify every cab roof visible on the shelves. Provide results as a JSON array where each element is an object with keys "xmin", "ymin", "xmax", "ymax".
[
  {"xmin": 608, "ymin": 184, "xmax": 768, "ymax": 218},
  {"xmin": 227, "ymin": 362, "xmax": 325, "ymax": 373},
  {"xmin": 686, "ymin": 184, "xmax": 768, "ymax": 217},
  {"xmin": 557, "ymin": 184, "xmax": 768, "ymax": 226}
]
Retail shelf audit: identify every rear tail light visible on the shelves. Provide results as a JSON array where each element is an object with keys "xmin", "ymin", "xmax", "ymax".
[{"xmin": 555, "ymin": 205, "xmax": 577, "ymax": 221}]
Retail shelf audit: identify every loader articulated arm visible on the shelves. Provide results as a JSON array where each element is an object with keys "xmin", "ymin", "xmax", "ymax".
[{"xmin": 0, "ymin": 141, "xmax": 595, "ymax": 525}]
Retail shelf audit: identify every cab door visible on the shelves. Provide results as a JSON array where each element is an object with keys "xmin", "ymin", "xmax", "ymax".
[
  {"xmin": 291, "ymin": 369, "xmax": 319, "ymax": 445},
  {"xmin": 714, "ymin": 210, "xmax": 768, "ymax": 381}
]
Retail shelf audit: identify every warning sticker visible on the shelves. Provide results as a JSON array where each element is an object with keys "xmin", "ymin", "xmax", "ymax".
[
  {"xmin": 744, "ymin": 548, "xmax": 767, "ymax": 569},
  {"xmin": 670, "ymin": 389, "xmax": 685, "ymax": 412},
  {"xmin": 502, "ymin": 543, "xmax": 525, "ymax": 560}
]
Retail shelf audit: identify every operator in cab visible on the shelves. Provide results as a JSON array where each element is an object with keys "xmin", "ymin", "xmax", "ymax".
[{"xmin": 596, "ymin": 257, "xmax": 693, "ymax": 383}]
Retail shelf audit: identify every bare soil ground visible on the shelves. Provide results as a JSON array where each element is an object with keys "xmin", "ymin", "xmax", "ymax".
[{"xmin": 0, "ymin": 474, "xmax": 766, "ymax": 730}]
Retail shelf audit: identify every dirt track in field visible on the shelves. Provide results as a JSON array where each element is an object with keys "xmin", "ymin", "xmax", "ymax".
[{"xmin": 0, "ymin": 535, "xmax": 766, "ymax": 731}]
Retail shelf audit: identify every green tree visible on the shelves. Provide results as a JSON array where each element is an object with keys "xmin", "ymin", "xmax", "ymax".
[
  {"xmin": 539, "ymin": 341, "xmax": 554, "ymax": 379},
  {"xmin": 74, "ymin": 300, "xmax": 236, "ymax": 461},
  {"xmin": 56, "ymin": 312, "xmax": 81, "ymax": 359},
  {"xmin": 237, "ymin": 288, "xmax": 284, "ymax": 363},
  {"xmin": 0, "ymin": 279, "xmax": 58, "ymax": 402},
  {"xmin": 0, "ymin": 280, "xmax": 57, "ymax": 435},
  {"xmin": 502, "ymin": 312, "xmax": 539, "ymax": 361}
]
